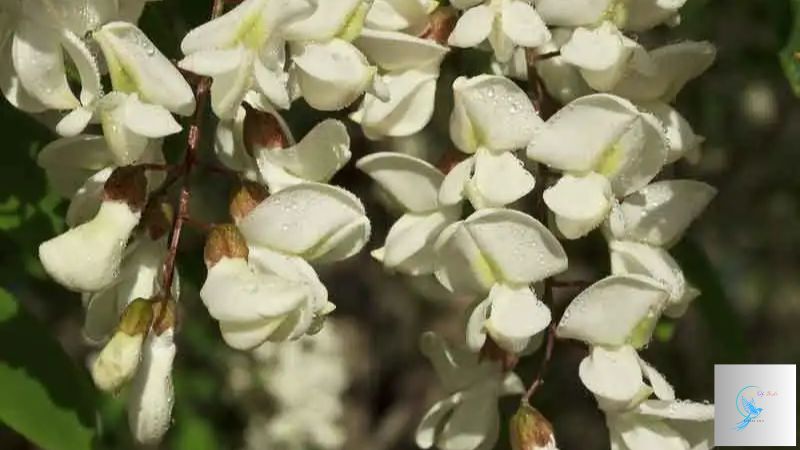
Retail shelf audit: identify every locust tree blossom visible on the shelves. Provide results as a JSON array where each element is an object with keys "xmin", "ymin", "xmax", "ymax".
[
  {"xmin": 442, "ymin": 75, "xmax": 539, "ymax": 209},
  {"xmin": 200, "ymin": 183, "xmax": 370, "ymax": 350},
  {"xmin": 357, "ymin": 152, "xmax": 461, "ymax": 275},
  {"xmin": 366, "ymin": 0, "xmax": 436, "ymax": 33},
  {"xmin": 448, "ymin": 0, "xmax": 551, "ymax": 63},
  {"xmin": 527, "ymin": 93, "xmax": 668, "ymax": 238},
  {"xmin": 415, "ymin": 332, "xmax": 524, "ymax": 450}
]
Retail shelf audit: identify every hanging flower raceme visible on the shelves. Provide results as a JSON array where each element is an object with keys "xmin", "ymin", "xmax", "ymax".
[
  {"xmin": 415, "ymin": 332, "xmax": 524, "ymax": 450},
  {"xmin": 200, "ymin": 181, "xmax": 370, "ymax": 350},
  {"xmin": 527, "ymin": 93, "xmax": 668, "ymax": 239},
  {"xmin": 39, "ymin": 166, "xmax": 148, "ymax": 292},
  {"xmin": 448, "ymin": 0, "xmax": 551, "ymax": 63},
  {"xmin": 442, "ymin": 75, "xmax": 539, "ymax": 209},
  {"xmin": 357, "ymin": 152, "xmax": 461, "ymax": 275}
]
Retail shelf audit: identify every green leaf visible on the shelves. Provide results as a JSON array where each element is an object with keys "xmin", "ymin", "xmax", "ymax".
[
  {"xmin": 780, "ymin": 0, "xmax": 800, "ymax": 96},
  {"xmin": 672, "ymin": 239, "xmax": 748, "ymax": 362},
  {"xmin": 0, "ymin": 288, "xmax": 97, "ymax": 450}
]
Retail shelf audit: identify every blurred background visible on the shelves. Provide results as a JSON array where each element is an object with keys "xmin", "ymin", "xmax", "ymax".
[{"xmin": 1, "ymin": 0, "xmax": 798, "ymax": 449}]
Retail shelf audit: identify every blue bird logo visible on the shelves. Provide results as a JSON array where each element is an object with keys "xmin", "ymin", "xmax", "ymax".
[{"xmin": 735, "ymin": 386, "xmax": 764, "ymax": 431}]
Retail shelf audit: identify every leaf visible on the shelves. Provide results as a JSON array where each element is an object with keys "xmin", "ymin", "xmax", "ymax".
[
  {"xmin": 780, "ymin": 0, "xmax": 800, "ymax": 96},
  {"xmin": 671, "ymin": 239, "xmax": 748, "ymax": 362},
  {"xmin": 0, "ymin": 288, "xmax": 97, "ymax": 450}
]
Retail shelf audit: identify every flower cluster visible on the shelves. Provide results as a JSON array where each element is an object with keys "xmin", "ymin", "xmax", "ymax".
[{"xmin": 3, "ymin": 0, "xmax": 720, "ymax": 447}]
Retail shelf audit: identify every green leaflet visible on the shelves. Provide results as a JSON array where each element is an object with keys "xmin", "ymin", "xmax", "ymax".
[{"xmin": 0, "ymin": 288, "xmax": 97, "ymax": 450}]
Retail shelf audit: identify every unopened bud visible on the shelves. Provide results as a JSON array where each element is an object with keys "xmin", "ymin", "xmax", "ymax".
[
  {"xmin": 128, "ymin": 329, "xmax": 176, "ymax": 446},
  {"xmin": 204, "ymin": 224, "xmax": 249, "ymax": 268},
  {"xmin": 91, "ymin": 299, "xmax": 153, "ymax": 392},
  {"xmin": 229, "ymin": 181, "xmax": 268, "ymax": 223},
  {"xmin": 104, "ymin": 166, "xmax": 148, "ymax": 212},
  {"xmin": 510, "ymin": 403, "xmax": 558, "ymax": 450},
  {"xmin": 243, "ymin": 106, "xmax": 288, "ymax": 156},
  {"xmin": 420, "ymin": 6, "xmax": 457, "ymax": 46},
  {"xmin": 141, "ymin": 201, "xmax": 174, "ymax": 240}
]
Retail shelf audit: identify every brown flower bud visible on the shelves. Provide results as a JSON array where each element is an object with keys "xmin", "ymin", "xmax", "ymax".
[
  {"xmin": 510, "ymin": 403, "xmax": 557, "ymax": 450},
  {"xmin": 420, "ymin": 6, "xmax": 457, "ymax": 46},
  {"xmin": 150, "ymin": 296, "xmax": 178, "ymax": 336},
  {"xmin": 204, "ymin": 224, "xmax": 249, "ymax": 268},
  {"xmin": 141, "ymin": 201, "xmax": 174, "ymax": 240},
  {"xmin": 229, "ymin": 180, "xmax": 268, "ymax": 223},
  {"xmin": 104, "ymin": 166, "xmax": 148, "ymax": 211},
  {"xmin": 243, "ymin": 106, "xmax": 288, "ymax": 156},
  {"xmin": 118, "ymin": 298, "xmax": 155, "ymax": 336}
]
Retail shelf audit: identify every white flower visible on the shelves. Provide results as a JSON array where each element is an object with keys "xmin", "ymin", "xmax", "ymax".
[
  {"xmin": 442, "ymin": 75, "xmax": 540, "ymax": 209},
  {"xmin": 467, "ymin": 283, "xmax": 551, "ymax": 353},
  {"xmin": 527, "ymin": 93, "xmax": 668, "ymax": 238},
  {"xmin": 434, "ymin": 208, "xmax": 567, "ymax": 295},
  {"xmin": 605, "ymin": 180, "xmax": 717, "ymax": 247},
  {"xmin": 127, "ymin": 329, "xmax": 177, "ymax": 446},
  {"xmin": 179, "ymin": 0, "xmax": 313, "ymax": 118},
  {"xmin": 357, "ymin": 152, "xmax": 461, "ymax": 275},
  {"xmin": 351, "ymin": 29, "xmax": 449, "ymax": 138},
  {"xmin": 448, "ymin": 0, "xmax": 551, "ymax": 63},
  {"xmin": 365, "ymin": 0, "xmax": 435, "ymax": 33},
  {"xmin": 415, "ymin": 332, "xmax": 524, "ymax": 450},
  {"xmin": 238, "ymin": 183, "xmax": 371, "ymax": 263},
  {"xmin": 39, "ymin": 199, "xmax": 144, "ymax": 292},
  {"xmin": 609, "ymin": 240, "xmax": 699, "ymax": 318},
  {"xmin": 611, "ymin": 41, "xmax": 716, "ymax": 103},
  {"xmin": 535, "ymin": 0, "xmax": 687, "ymax": 32},
  {"xmin": 556, "ymin": 274, "xmax": 669, "ymax": 351},
  {"xmin": 607, "ymin": 397, "xmax": 714, "ymax": 450}
]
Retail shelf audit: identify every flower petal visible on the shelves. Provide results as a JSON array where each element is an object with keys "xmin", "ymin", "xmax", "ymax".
[
  {"xmin": 123, "ymin": 95, "xmax": 183, "ymax": 138},
  {"xmin": 258, "ymin": 119, "xmax": 350, "ymax": 183},
  {"xmin": 292, "ymin": 39, "xmax": 372, "ymax": 111},
  {"xmin": 416, "ymin": 394, "xmax": 462, "ymax": 449},
  {"xmin": 438, "ymin": 385, "xmax": 500, "ymax": 450},
  {"xmin": 535, "ymin": 0, "xmax": 611, "ymax": 27},
  {"xmin": 180, "ymin": 0, "xmax": 267, "ymax": 53},
  {"xmin": 238, "ymin": 183, "xmax": 369, "ymax": 261},
  {"xmin": 283, "ymin": 0, "xmax": 361, "ymax": 41},
  {"xmin": 579, "ymin": 345, "xmax": 651, "ymax": 411},
  {"xmin": 610, "ymin": 240, "xmax": 686, "ymax": 305},
  {"xmin": 636, "ymin": 399, "xmax": 715, "ymax": 421},
  {"xmin": 95, "ymin": 22, "xmax": 195, "ymax": 115},
  {"xmin": 447, "ymin": 5, "xmax": 493, "ymax": 48},
  {"xmin": 641, "ymin": 101, "xmax": 701, "ymax": 164},
  {"xmin": 556, "ymin": 274, "xmax": 669, "ymax": 347},
  {"xmin": 637, "ymin": 357, "xmax": 675, "ymax": 401},
  {"xmin": 613, "ymin": 180, "xmax": 717, "ymax": 246},
  {"xmin": 464, "ymin": 208, "xmax": 568, "ymax": 285},
  {"xmin": 527, "ymin": 93, "xmax": 639, "ymax": 171},
  {"xmin": 438, "ymin": 156, "xmax": 475, "ymax": 206},
  {"xmin": 357, "ymin": 152, "xmax": 445, "ymax": 213},
  {"xmin": 384, "ymin": 209, "xmax": 461, "ymax": 275},
  {"xmin": 471, "ymin": 150, "xmax": 535, "ymax": 208},
  {"xmin": 12, "ymin": 21, "xmax": 79, "ymax": 109},
  {"xmin": 544, "ymin": 172, "xmax": 612, "ymax": 239},
  {"xmin": 485, "ymin": 284, "xmax": 551, "ymax": 354},
  {"xmin": 502, "ymin": 0, "xmax": 551, "ymax": 48},
  {"xmin": 451, "ymin": 75, "xmax": 542, "ymax": 153},
  {"xmin": 356, "ymin": 29, "xmax": 448, "ymax": 71}
]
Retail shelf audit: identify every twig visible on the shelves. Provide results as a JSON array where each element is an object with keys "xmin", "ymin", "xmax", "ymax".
[
  {"xmin": 155, "ymin": 0, "xmax": 225, "ymax": 327},
  {"xmin": 521, "ymin": 323, "xmax": 557, "ymax": 404}
]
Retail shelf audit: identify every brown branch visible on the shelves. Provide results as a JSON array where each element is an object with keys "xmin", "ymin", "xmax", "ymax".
[
  {"xmin": 521, "ymin": 323, "xmax": 557, "ymax": 404},
  {"xmin": 155, "ymin": 0, "xmax": 225, "ymax": 328}
]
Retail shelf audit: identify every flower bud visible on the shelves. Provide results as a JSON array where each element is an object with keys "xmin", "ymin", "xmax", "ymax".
[
  {"xmin": 91, "ymin": 299, "xmax": 153, "ymax": 392},
  {"xmin": 510, "ymin": 403, "xmax": 558, "ymax": 450},
  {"xmin": 127, "ymin": 328, "xmax": 176, "ymax": 446},
  {"xmin": 103, "ymin": 166, "xmax": 148, "ymax": 212},
  {"xmin": 229, "ymin": 181, "xmax": 268, "ymax": 223},
  {"xmin": 243, "ymin": 107, "xmax": 288, "ymax": 156},
  {"xmin": 204, "ymin": 224, "xmax": 249, "ymax": 268},
  {"xmin": 150, "ymin": 296, "xmax": 178, "ymax": 336}
]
